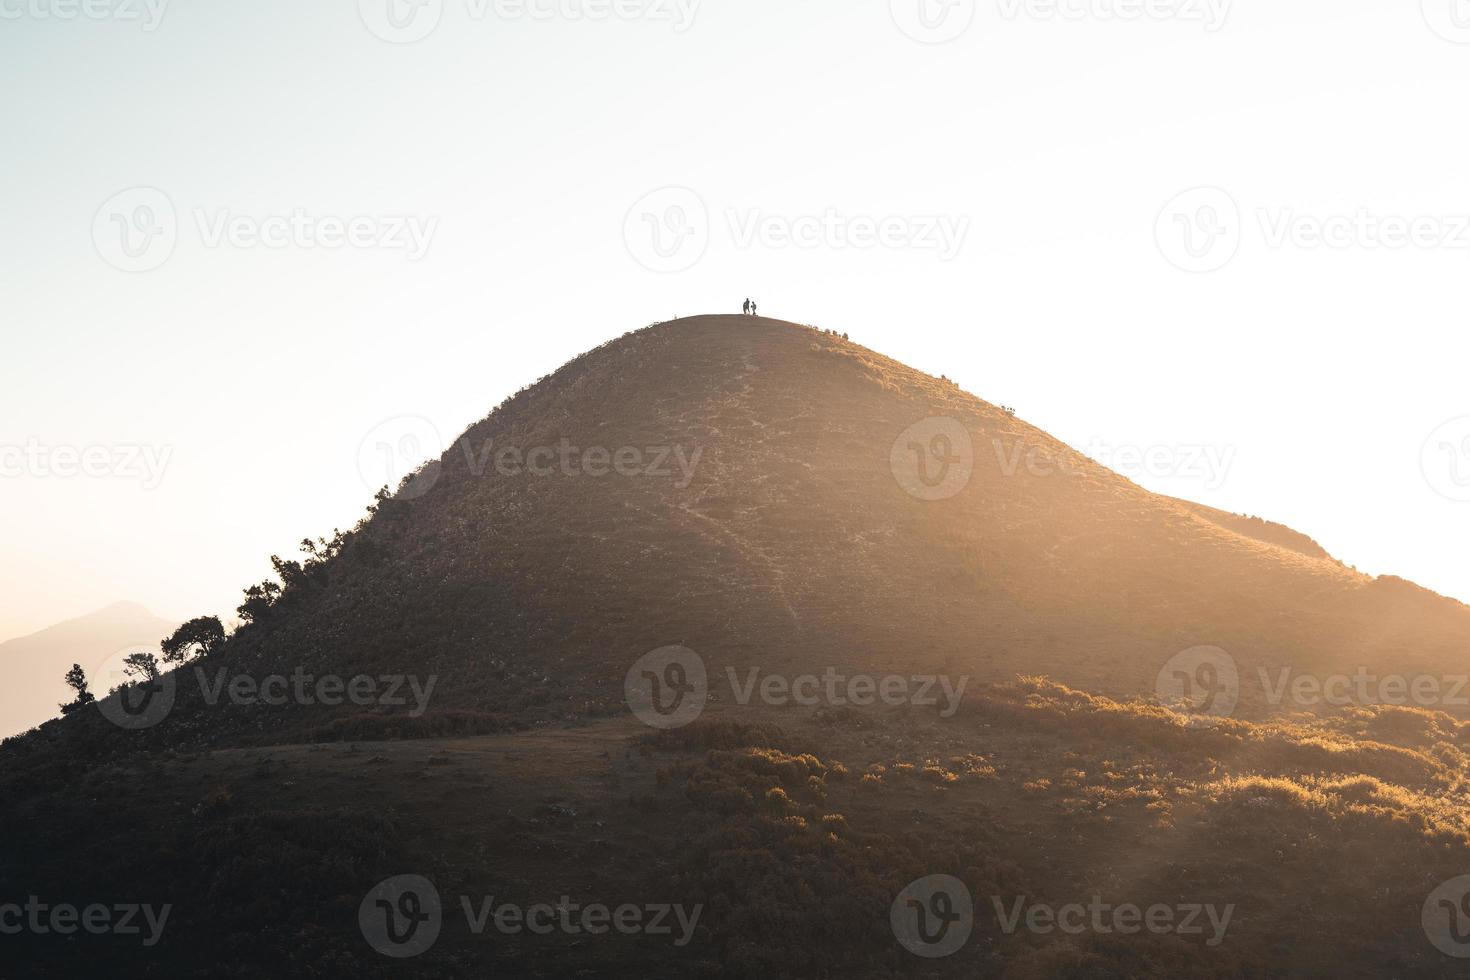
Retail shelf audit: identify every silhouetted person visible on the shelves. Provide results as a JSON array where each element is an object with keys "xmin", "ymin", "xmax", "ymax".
[
  {"xmin": 743, "ymin": 298, "xmax": 751, "ymax": 315},
  {"xmin": 751, "ymin": 302, "xmax": 758, "ymax": 317}
]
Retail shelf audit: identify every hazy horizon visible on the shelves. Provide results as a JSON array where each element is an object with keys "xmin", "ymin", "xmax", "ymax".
[{"xmin": 5, "ymin": 0, "xmax": 1470, "ymax": 643}]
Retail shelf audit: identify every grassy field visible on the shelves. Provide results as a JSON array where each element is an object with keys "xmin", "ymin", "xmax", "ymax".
[{"xmin": 6, "ymin": 680, "xmax": 1470, "ymax": 977}]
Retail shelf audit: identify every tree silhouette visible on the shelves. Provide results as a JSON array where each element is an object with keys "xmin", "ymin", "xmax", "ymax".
[
  {"xmin": 123, "ymin": 651, "xmax": 162, "ymax": 681},
  {"xmin": 237, "ymin": 582, "xmax": 282, "ymax": 625},
  {"xmin": 59, "ymin": 663, "xmax": 95, "ymax": 714},
  {"xmin": 162, "ymin": 616, "xmax": 226, "ymax": 664}
]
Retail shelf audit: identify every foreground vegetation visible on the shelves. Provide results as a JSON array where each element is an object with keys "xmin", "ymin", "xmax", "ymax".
[{"xmin": 5, "ymin": 677, "xmax": 1470, "ymax": 977}]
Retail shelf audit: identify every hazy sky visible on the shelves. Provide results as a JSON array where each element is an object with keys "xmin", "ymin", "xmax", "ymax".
[{"xmin": 3, "ymin": 0, "xmax": 1469, "ymax": 642}]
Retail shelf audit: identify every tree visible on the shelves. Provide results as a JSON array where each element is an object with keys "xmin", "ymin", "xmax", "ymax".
[
  {"xmin": 123, "ymin": 651, "xmax": 161, "ymax": 682},
  {"xmin": 162, "ymin": 616, "xmax": 226, "ymax": 663},
  {"xmin": 59, "ymin": 663, "xmax": 95, "ymax": 714},
  {"xmin": 237, "ymin": 582, "xmax": 282, "ymax": 625}
]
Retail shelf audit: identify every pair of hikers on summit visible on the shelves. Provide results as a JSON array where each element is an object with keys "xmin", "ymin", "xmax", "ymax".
[{"xmin": 742, "ymin": 298, "xmax": 759, "ymax": 316}]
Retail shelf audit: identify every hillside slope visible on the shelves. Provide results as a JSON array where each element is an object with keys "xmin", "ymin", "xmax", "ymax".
[{"xmin": 26, "ymin": 314, "xmax": 1467, "ymax": 747}]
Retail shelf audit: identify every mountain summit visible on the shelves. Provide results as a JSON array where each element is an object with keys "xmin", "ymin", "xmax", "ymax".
[{"xmin": 70, "ymin": 313, "xmax": 1466, "ymax": 744}]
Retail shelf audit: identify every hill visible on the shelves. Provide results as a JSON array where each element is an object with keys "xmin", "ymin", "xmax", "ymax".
[
  {"xmin": 6, "ymin": 315, "xmax": 1470, "ymax": 978},
  {"xmin": 26, "ymin": 315, "xmax": 1468, "ymax": 748}
]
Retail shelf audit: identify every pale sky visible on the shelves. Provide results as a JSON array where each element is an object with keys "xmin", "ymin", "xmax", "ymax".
[{"xmin": 3, "ymin": 0, "xmax": 1469, "ymax": 642}]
